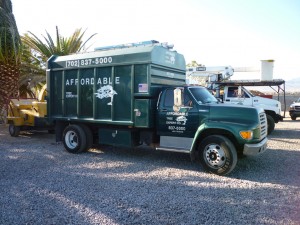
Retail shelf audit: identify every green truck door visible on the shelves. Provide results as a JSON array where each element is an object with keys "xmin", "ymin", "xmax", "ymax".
[{"xmin": 157, "ymin": 88, "xmax": 199, "ymax": 137}]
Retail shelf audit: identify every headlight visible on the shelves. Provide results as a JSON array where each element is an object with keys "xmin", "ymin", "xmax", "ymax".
[
  {"xmin": 289, "ymin": 105, "xmax": 295, "ymax": 110},
  {"xmin": 240, "ymin": 130, "xmax": 253, "ymax": 140}
]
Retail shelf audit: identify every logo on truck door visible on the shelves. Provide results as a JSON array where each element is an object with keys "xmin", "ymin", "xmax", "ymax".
[{"xmin": 176, "ymin": 115, "xmax": 187, "ymax": 125}]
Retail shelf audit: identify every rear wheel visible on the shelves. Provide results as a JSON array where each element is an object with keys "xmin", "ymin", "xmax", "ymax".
[
  {"xmin": 63, "ymin": 125, "xmax": 87, "ymax": 153},
  {"xmin": 79, "ymin": 124, "xmax": 93, "ymax": 151},
  {"xmin": 198, "ymin": 135, "xmax": 237, "ymax": 175},
  {"xmin": 9, "ymin": 124, "xmax": 20, "ymax": 137},
  {"xmin": 266, "ymin": 115, "xmax": 275, "ymax": 135}
]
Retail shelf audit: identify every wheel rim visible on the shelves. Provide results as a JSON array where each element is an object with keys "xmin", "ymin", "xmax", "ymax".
[
  {"xmin": 65, "ymin": 130, "xmax": 78, "ymax": 149},
  {"xmin": 203, "ymin": 144, "xmax": 226, "ymax": 168}
]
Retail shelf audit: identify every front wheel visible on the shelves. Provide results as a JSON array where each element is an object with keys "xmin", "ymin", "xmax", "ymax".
[
  {"xmin": 63, "ymin": 124, "xmax": 87, "ymax": 153},
  {"xmin": 291, "ymin": 116, "xmax": 297, "ymax": 121},
  {"xmin": 198, "ymin": 135, "xmax": 237, "ymax": 175},
  {"xmin": 9, "ymin": 124, "xmax": 20, "ymax": 137},
  {"xmin": 266, "ymin": 115, "xmax": 275, "ymax": 135}
]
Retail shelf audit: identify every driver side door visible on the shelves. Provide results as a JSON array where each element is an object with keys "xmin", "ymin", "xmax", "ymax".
[{"xmin": 157, "ymin": 87, "xmax": 199, "ymax": 137}]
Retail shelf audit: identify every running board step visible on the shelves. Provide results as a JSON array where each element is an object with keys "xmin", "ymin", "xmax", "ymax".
[{"xmin": 156, "ymin": 147, "xmax": 190, "ymax": 153}]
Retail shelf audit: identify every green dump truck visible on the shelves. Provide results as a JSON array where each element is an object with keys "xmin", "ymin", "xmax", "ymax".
[{"xmin": 47, "ymin": 40, "xmax": 268, "ymax": 175}]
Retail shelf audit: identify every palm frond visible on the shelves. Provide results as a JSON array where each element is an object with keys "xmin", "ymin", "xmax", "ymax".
[
  {"xmin": 22, "ymin": 27, "xmax": 97, "ymax": 57},
  {"xmin": 19, "ymin": 26, "xmax": 97, "ymax": 101}
]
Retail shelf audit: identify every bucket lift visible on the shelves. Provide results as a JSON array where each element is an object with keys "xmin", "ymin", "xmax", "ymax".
[{"xmin": 186, "ymin": 66, "xmax": 234, "ymax": 88}]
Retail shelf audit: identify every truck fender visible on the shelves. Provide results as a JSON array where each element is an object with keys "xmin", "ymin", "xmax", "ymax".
[
  {"xmin": 190, "ymin": 124, "xmax": 239, "ymax": 161},
  {"xmin": 190, "ymin": 124, "xmax": 207, "ymax": 161}
]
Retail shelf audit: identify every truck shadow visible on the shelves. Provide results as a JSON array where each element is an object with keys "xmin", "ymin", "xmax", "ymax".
[
  {"xmin": 88, "ymin": 144, "xmax": 300, "ymax": 188},
  {"xmin": 269, "ymin": 128, "xmax": 300, "ymax": 140},
  {"xmin": 1, "ymin": 123, "xmax": 298, "ymax": 188},
  {"xmin": 1, "ymin": 124, "xmax": 298, "ymax": 185},
  {"xmin": 88, "ymin": 144, "xmax": 197, "ymax": 172}
]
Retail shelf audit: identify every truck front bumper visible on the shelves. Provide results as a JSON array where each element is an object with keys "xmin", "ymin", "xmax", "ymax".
[
  {"xmin": 276, "ymin": 114, "xmax": 284, "ymax": 122},
  {"xmin": 243, "ymin": 137, "xmax": 268, "ymax": 156},
  {"xmin": 289, "ymin": 110, "xmax": 300, "ymax": 117}
]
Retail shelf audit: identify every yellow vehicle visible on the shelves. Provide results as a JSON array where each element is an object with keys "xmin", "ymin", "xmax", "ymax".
[{"xmin": 7, "ymin": 85, "xmax": 53, "ymax": 136}]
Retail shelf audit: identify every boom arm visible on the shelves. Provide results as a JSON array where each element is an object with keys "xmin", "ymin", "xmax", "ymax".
[{"xmin": 186, "ymin": 66, "xmax": 234, "ymax": 85}]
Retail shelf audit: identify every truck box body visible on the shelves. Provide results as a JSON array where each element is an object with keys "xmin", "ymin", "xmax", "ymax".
[{"xmin": 46, "ymin": 44, "xmax": 186, "ymax": 128}]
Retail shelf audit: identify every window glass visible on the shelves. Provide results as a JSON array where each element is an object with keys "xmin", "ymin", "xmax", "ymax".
[
  {"xmin": 243, "ymin": 90, "xmax": 249, "ymax": 98},
  {"xmin": 228, "ymin": 87, "xmax": 238, "ymax": 97},
  {"xmin": 184, "ymin": 92, "xmax": 192, "ymax": 106},
  {"xmin": 164, "ymin": 89, "xmax": 174, "ymax": 107},
  {"xmin": 189, "ymin": 87, "xmax": 217, "ymax": 104}
]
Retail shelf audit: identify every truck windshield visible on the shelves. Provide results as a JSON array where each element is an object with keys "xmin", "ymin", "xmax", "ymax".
[
  {"xmin": 188, "ymin": 87, "xmax": 218, "ymax": 104},
  {"xmin": 243, "ymin": 87, "xmax": 254, "ymax": 97}
]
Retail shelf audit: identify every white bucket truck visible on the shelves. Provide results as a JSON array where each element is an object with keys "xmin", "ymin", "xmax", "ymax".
[{"xmin": 186, "ymin": 64, "xmax": 284, "ymax": 134}]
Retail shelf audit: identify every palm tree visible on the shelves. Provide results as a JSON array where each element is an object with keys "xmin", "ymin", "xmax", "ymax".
[
  {"xmin": 186, "ymin": 60, "xmax": 203, "ymax": 67},
  {"xmin": 0, "ymin": 0, "xmax": 22, "ymax": 122},
  {"xmin": 18, "ymin": 43, "xmax": 45, "ymax": 98},
  {"xmin": 22, "ymin": 26, "xmax": 97, "ymax": 60},
  {"xmin": 20, "ymin": 26, "xmax": 97, "ymax": 97}
]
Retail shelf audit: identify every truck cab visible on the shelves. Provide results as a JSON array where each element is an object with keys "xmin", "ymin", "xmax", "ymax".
[
  {"xmin": 153, "ymin": 85, "xmax": 268, "ymax": 175},
  {"xmin": 156, "ymin": 85, "xmax": 268, "ymax": 146},
  {"xmin": 218, "ymin": 85, "xmax": 282, "ymax": 134}
]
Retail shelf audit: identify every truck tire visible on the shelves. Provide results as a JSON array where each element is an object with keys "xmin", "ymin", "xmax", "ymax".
[
  {"xmin": 63, "ymin": 124, "xmax": 87, "ymax": 153},
  {"xmin": 9, "ymin": 124, "xmax": 20, "ymax": 137},
  {"xmin": 266, "ymin": 115, "xmax": 275, "ymax": 135},
  {"xmin": 291, "ymin": 116, "xmax": 297, "ymax": 121},
  {"xmin": 198, "ymin": 135, "xmax": 237, "ymax": 175},
  {"xmin": 79, "ymin": 124, "xmax": 93, "ymax": 151}
]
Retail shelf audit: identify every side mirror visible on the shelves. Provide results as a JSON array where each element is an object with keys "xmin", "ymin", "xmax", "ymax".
[
  {"xmin": 217, "ymin": 98, "xmax": 223, "ymax": 103},
  {"xmin": 173, "ymin": 88, "xmax": 183, "ymax": 112}
]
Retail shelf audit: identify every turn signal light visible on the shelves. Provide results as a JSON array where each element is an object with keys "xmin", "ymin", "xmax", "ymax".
[{"xmin": 240, "ymin": 131, "xmax": 253, "ymax": 140}]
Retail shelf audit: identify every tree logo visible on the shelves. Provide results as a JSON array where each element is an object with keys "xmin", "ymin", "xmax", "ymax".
[{"xmin": 94, "ymin": 85, "xmax": 117, "ymax": 105}]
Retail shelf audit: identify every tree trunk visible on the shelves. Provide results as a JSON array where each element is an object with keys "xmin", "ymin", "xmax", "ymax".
[{"xmin": 0, "ymin": 62, "xmax": 20, "ymax": 122}]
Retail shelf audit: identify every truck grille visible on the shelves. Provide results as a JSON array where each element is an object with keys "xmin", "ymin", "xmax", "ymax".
[
  {"xmin": 295, "ymin": 106, "xmax": 300, "ymax": 110},
  {"xmin": 259, "ymin": 112, "xmax": 267, "ymax": 138}
]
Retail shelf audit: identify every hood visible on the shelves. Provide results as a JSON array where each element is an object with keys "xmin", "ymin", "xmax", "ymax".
[
  {"xmin": 255, "ymin": 96, "xmax": 280, "ymax": 105},
  {"xmin": 290, "ymin": 101, "xmax": 300, "ymax": 107},
  {"xmin": 208, "ymin": 103, "xmax": 262, "ymax": 125}
]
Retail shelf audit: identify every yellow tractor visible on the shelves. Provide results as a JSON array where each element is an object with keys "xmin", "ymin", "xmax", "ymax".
[{"xmin": 7, "ymin": 84, "xmax": 53, "ymax": 136}]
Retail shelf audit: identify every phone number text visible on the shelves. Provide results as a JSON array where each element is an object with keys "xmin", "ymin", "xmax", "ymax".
[{"xmin": 66, "ymin": 57, "xmax": 113, "ymax": 68}]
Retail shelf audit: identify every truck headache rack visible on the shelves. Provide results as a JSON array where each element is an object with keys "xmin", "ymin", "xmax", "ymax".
[{"xmin": 214, "ymin": 79, "xmax": 286, "ymax": 115}]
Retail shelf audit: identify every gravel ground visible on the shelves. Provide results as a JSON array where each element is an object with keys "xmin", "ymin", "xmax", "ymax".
[{"xmin": 0, "ymin": 118, "xmax": 299, "ymax": 225}]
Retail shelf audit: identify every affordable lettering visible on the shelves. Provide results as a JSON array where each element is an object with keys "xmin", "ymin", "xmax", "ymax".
[{"xmin": 66, "ymin": 77, "xmax": 120, "ymax": 86}]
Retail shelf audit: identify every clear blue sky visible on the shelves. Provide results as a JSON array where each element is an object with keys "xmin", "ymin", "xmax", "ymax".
[{"xmin": 10, "ymin": 0, "xmax": 300, "ymax": 82}]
